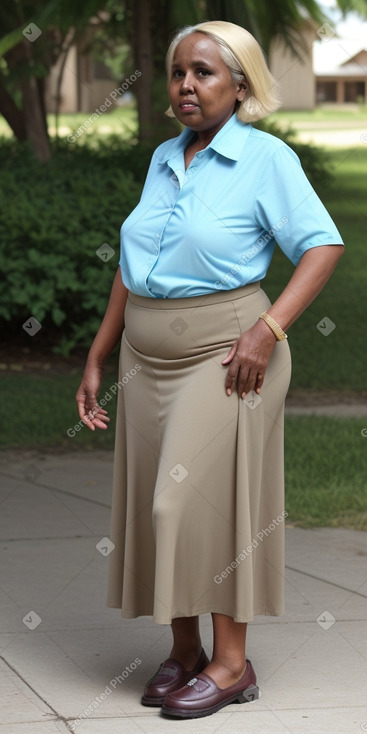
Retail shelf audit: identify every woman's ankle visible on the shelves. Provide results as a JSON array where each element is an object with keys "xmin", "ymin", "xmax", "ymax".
[{"xmin": 169, "ymin": 643, "xmax": 203, "ymax": 669}]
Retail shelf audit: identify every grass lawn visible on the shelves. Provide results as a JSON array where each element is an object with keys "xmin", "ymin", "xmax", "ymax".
[
  {"xmin": 285, "ymin": 416, "xmax": 367, "ymax": 530},
  {"xmin": 54, "ymin": 105, "xmax": 139, "ymax": 141},
  {"xmin": 268, "ymin": 106, "xmax": 367, "ymax": 127},
  {"xmin": 0, "ymin": 372, "xmax": 118, "ymax": 451},
  {"xmin": 0, "ymin": 106, "xmax": 139, "ymax": 141}
]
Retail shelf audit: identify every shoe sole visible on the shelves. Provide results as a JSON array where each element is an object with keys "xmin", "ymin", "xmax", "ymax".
[
  {"xmin": 141, "ymin": 695, "xmax": 165, "ymax": 706},
  {"xmin": 161, "ymin": 684, "xmax": 259, "ymax": 718}
]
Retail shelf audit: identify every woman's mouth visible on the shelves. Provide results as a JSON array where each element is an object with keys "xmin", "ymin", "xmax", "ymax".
[{"xmin": 179, "ymin": 101, "xmax": 198, "ymax": 112}]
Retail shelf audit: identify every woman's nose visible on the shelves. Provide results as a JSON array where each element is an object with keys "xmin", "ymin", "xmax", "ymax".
[{"xmin": 180, "ymin": 73, "xmax": 194, "ymax": 92}]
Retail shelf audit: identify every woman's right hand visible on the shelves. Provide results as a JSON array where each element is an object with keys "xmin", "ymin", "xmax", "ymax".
[{"xmin": 76, "ymin": 362, "xmax": 110, "ymax": 431}]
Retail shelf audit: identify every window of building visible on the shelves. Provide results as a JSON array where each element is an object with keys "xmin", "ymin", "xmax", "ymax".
[
  {"xmin": 344, "ymin": 81, "xmax": 365, "ymax": 102},
  {"xmin": 316, "ymin": 81, "xmax": 337, "ymax": 102}
]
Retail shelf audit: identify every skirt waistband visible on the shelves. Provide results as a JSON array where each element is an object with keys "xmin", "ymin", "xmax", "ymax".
[{"xmin": 127, "ymin": 282, "xmax": 261, "ymax": 310}]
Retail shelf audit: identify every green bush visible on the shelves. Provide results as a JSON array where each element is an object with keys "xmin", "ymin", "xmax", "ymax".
[{"xmin": 0, "ymin": 137, "xmax": 149, "ymax": 354}]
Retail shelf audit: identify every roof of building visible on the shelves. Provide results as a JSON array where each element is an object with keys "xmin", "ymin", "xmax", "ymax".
[{"xmin": 313, "ymin": 37, "xmax": 367, "ymax": 77}]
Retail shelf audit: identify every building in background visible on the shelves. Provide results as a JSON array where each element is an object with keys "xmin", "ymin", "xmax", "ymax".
[
  {"xmin": 269, "ymin": 17, "xmax": 317, "ymax": 110},
  {"xmin": 45, "ymin": 45, "xmax": 118, "ymax": 114},
  {"xmin": 314, "ymin": 40, "xmax": 367, "ymax": 104}
]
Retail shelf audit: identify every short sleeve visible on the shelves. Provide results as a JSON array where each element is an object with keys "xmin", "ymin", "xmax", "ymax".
[{"xmin": 254, "ymin": 144, "xmax": 344, "ymax": 266}]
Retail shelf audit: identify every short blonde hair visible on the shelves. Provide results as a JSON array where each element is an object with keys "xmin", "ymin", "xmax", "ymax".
[{"xmin": 165, "ymin": 20, "xmax": 280, "ymax": 122}]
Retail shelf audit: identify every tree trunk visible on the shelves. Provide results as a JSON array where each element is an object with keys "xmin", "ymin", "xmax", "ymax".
[
  {"xmin": 0, "ymin": 79, "xmax": 27, "ymax": 141},
  {"xmin": 21, "ymin": 75, "xmax": 51, "ymax": 163},
  {"xmin": 150, "ymin": 0, "xmax": 181, "ymax": 143},
  {"xmin": 131, "ymin": 0, "xmax": 154, "ymax": 142},
  {"xmin": 5, "ymin": 40, "xmax": 51, "ymax": 162}
]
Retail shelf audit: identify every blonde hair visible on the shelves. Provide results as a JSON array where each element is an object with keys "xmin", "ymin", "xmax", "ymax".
[{"xmin": 165, "ymin": 20, "xmax": 280, "ymax": 122}]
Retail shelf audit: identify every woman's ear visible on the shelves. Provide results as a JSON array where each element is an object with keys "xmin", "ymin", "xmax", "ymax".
[{"xmin": 237, "ymin": 80, "xmax": 248, "ymax": 102}]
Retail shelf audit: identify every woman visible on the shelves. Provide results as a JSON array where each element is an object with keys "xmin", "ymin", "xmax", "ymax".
[{"xmin": 76, "ymin": 21, "xmax": 344, "ymax": 720}]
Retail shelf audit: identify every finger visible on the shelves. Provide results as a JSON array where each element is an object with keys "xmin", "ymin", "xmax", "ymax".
[
  {"xmin": 225, "ymin": 362, "xmax": 240, "ymax": 396},
  {"xmin": 93, "ymin": 414, "xmax": 110, "ymax": 423},
  {"xmin": 221, "ymin": 341, "xmax": 238, "ymax": 365},
  {"xmin": 80, "ymin": 405, "xmax": 100, "ymax": 430},
  {"xmin": 89, "ymin": 410, "xmax": 110, "ymax": 424},
  {"xmin": 84, "ymin": 406, "xmax": 110, "ymax": 430},
  {"xmin": 255, "ymin": 372, "xmax": 265, "ymax": 394},
  {"xmin": 90, "ymin": 418, "xmax": 109, "ymax": 430},
  {"xmin": 240, "ymin": 368, "xmax": 258, "ymax": 398},
  {"xmin": 80, "ymin": 413, "xmax": 96, "ymax": 431},
  {"xmin": 87, "ymin": 407, "xmax": 109, "ymax": 421},
  {"xmin": 89, "ymin": 407, "xmax": 108, "ymax": 416},
  {"xmin": 237, "ymin": 365, "xmax": 252, "ymax": 398}
]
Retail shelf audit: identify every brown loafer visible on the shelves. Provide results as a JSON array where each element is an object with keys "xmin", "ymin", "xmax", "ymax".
[
  {"xmin": 161, "ymin": 658, "xmax": 259, "ymax": 718},
  {"xmin": 141, "ymin": 647, "xmax": 209, "ymax": 706}
]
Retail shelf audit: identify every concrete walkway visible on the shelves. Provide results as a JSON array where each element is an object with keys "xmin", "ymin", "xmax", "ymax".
[{"xmin": 0, "ymin": 450, "xmax": 366, "ymax": 734}]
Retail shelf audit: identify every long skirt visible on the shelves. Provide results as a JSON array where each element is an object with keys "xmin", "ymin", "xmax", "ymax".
[{"xmin": 106, "ymin": 282, "xmax": 292, "ymax": 624}]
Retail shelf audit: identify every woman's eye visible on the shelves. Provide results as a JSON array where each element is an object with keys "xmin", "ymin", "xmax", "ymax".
[{"xmin": 172, "ymin": 68, "xmax": 211, "ymax": 78}]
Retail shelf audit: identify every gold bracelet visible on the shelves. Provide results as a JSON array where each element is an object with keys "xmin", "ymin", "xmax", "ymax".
[{"xmin": 259, "ymin": 312, "xmax": 288, "ymax": 341}]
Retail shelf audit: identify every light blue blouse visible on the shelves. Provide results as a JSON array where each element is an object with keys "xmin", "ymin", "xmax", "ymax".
[{"xmin": 119, "ymin": 113, "xmax": 343, "ymax": 298}]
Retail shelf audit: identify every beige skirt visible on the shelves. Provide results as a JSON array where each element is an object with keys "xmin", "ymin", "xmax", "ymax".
[{"xmin": 107, "ymin": 283, "xmax": 291, "ymax": 624}]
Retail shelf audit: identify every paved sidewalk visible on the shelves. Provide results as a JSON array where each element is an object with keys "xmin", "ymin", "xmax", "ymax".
[{"xmin": 0, "ymin": 450, "xmax": 366, "ymax": 734}]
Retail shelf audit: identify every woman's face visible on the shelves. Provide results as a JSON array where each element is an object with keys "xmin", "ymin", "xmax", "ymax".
[{"xmin": 168, "ymin": 33, "xmax": 247, "ymax": 136}]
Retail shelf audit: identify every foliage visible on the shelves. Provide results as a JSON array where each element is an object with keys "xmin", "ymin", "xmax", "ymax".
[
  {"xmin": 0, "ymin": 0, "xmax": 115, "ymax": 159},
  {"xmin": 336, "ymin": 0, "xmax": 367, "ymax": 15},
  {"xmin": 204, "ymin": 0, "xmax": 325, "ymax": 57},
  {"xmin": 0, "ymin": 136, "xmax": 144, "ymax": 354}
]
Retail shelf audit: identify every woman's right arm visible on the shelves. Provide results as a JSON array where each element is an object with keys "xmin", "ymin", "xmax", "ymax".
[{"xmin": 76, "ymin": 267, "xmax": 128, "ymax": 431}]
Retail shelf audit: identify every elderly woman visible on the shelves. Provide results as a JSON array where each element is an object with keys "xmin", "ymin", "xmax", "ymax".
[{"xmin": 76, "ymin": 20, "xmax": 344, "ymax": 720}]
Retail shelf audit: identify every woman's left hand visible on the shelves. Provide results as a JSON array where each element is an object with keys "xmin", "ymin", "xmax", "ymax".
[{"xmin": 221, "ymin": 319, "xmax": 277, "ymax": 398}]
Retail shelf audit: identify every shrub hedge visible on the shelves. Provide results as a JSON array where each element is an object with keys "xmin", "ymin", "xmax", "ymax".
[{"xmin": 0, "ymin": 137, "xmax": 153, "ymax": 354}]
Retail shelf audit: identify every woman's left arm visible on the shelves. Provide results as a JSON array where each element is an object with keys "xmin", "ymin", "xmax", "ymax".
[{"xmin": 222, "ymin": 244, "xmax": 344, "ymax": 398}]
